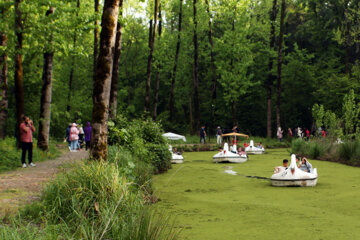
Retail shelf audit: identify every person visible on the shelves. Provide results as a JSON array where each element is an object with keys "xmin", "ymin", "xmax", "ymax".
[
  {"xmin": 231, "ymin": 137, "xmax": 238, "ymax": 146},
  {"xmin": 277, "ymin": 127, "xmax": 283, "ymax": 142},
  {"xmin": 20, "ymin": 116, "xmax": 36, "ymax": 168},
  {"xmin": 298, "ymin": 157, "xmax": 312, "ymax": 173},
  {"xmin": 173, "ymin": 147, "xmax": 182, "ymax": 155},
  {"xmin": 297, "ymin": 127, "xmax": 303, "ymax": 138},
  {"xmin": 84, "ymin": 122, "xmax": 92, "ymax": 151},
  {"xmin": 200, "ymin": 126, "xmax": 206, "ymax": 144},
  {"xmin": 257, "ymin": 142, "xmax": 263, "ymax": 149},
  {"xmin": 244, "ymin": 142, "xmax": 249, "ymax": 147},
  {"xmin": 274, "ymin": 159, "xmax": 288, "ymax": 173},
  {"xmin": 232, "ymin": 125, "xmax": 239, "ymax": 133},
  {"xmin": 65, "ymin": 124, "xmax": 71, "ymax": 151},
  {"xmin": 288, "ymin": 128, "xmax": 293, "ymax": 139},
  {"xmin": 238, "ymin": 147, "xmax": 246, "ymax": 155},
  {"xmin": 216, "ymin": 126, "xmax": 222, "ymax": 145},
  {"xmin": 321, "ymin": 129, "xmax": 326, "ymax": 138},
  {"xmin": 305, "ymin": 129, "xmax": 310, "ymax": 141},
  {"xmin": 69, "ymin": 123, "xmax": 79, "ymax": 152},
  {"xmin": 78, "ymin": 124, "xmax": 84, "ymax": 147},
  {"xmin": 218, "ymin": 147, "xmax": 223, "ymax": 152}
]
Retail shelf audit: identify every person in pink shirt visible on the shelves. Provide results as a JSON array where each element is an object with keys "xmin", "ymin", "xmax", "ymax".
[
  {"xmin": 305, "ymin": 129, "xmax": 310, "ymax": 141},
  {"xmin": 20, "ymin": 116, "xmax": 36, "ymax": 168},
  {"xmin": 69, "ymin": 123, "xmax": 80, "ymax": 152}
]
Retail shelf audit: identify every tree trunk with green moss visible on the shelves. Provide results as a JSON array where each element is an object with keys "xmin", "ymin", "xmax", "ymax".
[
  {"xmin": 193, "ymin": 0, "xmax": 200, "ymax": 132},
  {"xmin": 153, "ymin": 4, "xmax": 162, "ymax": 121},
  {"xmin": 144, "ymin": 0, "xmax": 159, "ymax": 113},
  {"xmin": 109, "ymin": 0, "xmax": 124, "ymax": 120},
  {"xmin": 0, "ymin": 32, "xmax": 7, "ymax": 139},
  {"xmin": 15, "ymin": 0, "xmax": 24, "ymax": 147},
  {"xmin": 276, "ymin": 0, "xmax": 285, "ymax": 129},
  {"xmin": 91, "ymin": 0, "xmax": 120, "ymax": 161},
  {"xmin": 38, "ymin": 7, "xmax": 55, "ymax": 151}
]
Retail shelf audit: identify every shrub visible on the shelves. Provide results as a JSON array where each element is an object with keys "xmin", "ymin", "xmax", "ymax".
[
  {"xmin": 108, "ymin": 115, "xmax": 171, "ymax": 173},
  {"xmin": 338, "ymin": 140, "xmax": 360, "ymax": 162}
]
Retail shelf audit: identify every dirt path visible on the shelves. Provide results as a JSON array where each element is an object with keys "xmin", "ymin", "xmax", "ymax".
[{"xmin": 0, "ymin": 151, "xmax": 88, "ymax": 216}]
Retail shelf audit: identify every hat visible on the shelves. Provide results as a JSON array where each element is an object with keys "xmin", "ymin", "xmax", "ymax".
[{"xmin": 72, "ymin": 123, "xmax": 77, "ymax": 127}]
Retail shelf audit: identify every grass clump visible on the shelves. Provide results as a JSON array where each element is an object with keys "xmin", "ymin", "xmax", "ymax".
[{"xmin": 12, "ymin": 160, "xmax": 180, "ymax": 239}]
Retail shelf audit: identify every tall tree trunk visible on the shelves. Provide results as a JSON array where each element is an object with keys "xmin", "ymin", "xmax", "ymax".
[
  {"xmin": 276, "ymin": 0, "xmax": 285, "ymax": 129},
  {"xmin": 38, "ymin": 7, "xmax": 55, "ymax": 151},
  {"xmin": 15, "ymin": 0, "xmax": 24, "ymax": 147},
  {"xmin": 94, "ymin": 0, "xmax": 99, "ymax": 83},
  {"xmin": 192, "ymin": 0, "xmax": 200, "ymax": 132},
  {"xmin": 67, "ymin": 0, "xmax": 80, "ymax": 112},
  {"xmin": 144, "ymin": 0, "xmax": 159, "ymax": 112},
  {"xmin": 0, "ymin": 32, "xmax": 8, "ymax": 139},
  {"xmin": 205, "ymin": 0, "xmax": 216, "ymax": 101},
  {"xmin": 91, "ymin": 0, "xmax": 120, "ymax": 161},
  {"xmin": 266, "ymin": 0, "xmax": 278, "ymax": 138},
  {"xmin": 169, "ymin": 0, "xmax": 183, "ymax": 122},
  {"xmin": 109, "ymin": 0, "xmax": 124, "ymax": 119},
  {"xmin": 189, "ymin": 95, "xmax": 193, "ymax": 134},
  {"xmin": 153, "ymin": 4, "xmax": 162, "ymax": 121},
  {"xmin": 232, "ymin": 101, "xmax": 237, "ymax": 126},
  {"xmin": 344, "ymin": 0, "xmax": 351, "ymax": 75}
]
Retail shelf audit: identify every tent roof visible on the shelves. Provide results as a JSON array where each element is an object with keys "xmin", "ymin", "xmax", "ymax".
[
  {"xmin": 162, "ymin": 132, "xmax": 187, "ymax": 142},
  {"xmin": 221, "ymin": 132, "xmax": 249, "ymax": 139}
]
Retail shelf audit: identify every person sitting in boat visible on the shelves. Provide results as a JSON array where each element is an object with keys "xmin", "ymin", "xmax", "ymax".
[
  {"xmin": 173, "ymin": 147, "xmax": 182, "ymax": 155},
  {"xmin": 298, "ymin": 157, "xmax": 312, "ymax": 173},
  {"xmin": 257, "ymin": 142, "xmax": 263, "ymax": 149},
  {"xmin": 232, "ymin": 137, "xmax": 238, "ymax": 146},
  {"xmin": 274, "ymin": 159, "xmax": 289, "ymax": 173},
  {"xmin": 218, "ymin": 147, "xmax": 223, "ymax": 152},
  {"xmin": 238, "ymin": 147, "xmax": 246, "ymax": 155}
]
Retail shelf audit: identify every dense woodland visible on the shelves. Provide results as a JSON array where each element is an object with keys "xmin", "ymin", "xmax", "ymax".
[{"xmin": 1, "ymin": 0, "xmax": 360, "ymax": 144}]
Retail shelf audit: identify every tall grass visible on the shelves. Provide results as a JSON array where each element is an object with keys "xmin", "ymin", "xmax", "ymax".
[
  {"xmin": 13, "ymin": 160, "xmax": 180, "ymax": 240},
  {"xmin": 291, "ymin": 138, "xmax": 360, "ymax": 165}
]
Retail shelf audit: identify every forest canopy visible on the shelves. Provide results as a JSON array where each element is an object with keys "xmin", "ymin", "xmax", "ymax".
[{"xmin": 1, "ymin": 0, "xmax": 359, "ymax": 140}]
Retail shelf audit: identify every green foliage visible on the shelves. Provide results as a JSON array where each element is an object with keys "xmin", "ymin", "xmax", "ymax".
[
  {"xmin": 338, "ymin": 140, "xmax": 360, "ymax": 163},
  {"xmin": 0, "ymin": 138, "xmax": 60, "ymax": 173},
  {"xmin": 108, "ymin": 115, "xmax": 171, "ymax": 173}
]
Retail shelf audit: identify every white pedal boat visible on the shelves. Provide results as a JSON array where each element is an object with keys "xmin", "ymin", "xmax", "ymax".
[
  {"xmin": 168, "ymin": 145, "xmax": 184, "ymax": 164},
  {"xmin": 213, "ymin": 143, "xmax": 247, "ymax": 163},
  {"xmin": 270, "ymin": 154, "xmax": 318, "ymax": 187},
  {"xmin": 162, "ymin": 132, "xmax": 186, "ymax": 164},
  {"xmin": 245, "ymin": 140, "xmax": 265, "ymax": 155}
]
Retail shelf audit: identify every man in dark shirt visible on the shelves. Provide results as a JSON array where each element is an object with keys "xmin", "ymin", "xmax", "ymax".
[{"xmin": 200, "ymin": 126, "xmax": 206, "ymax": 144}]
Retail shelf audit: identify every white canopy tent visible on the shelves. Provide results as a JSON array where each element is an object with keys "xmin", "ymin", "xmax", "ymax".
[{"xmin": 162, "ymin": 132, "xmax": 187, "ymax": 142}]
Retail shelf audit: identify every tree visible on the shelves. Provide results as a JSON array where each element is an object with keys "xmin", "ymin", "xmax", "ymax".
[
  {"xmin": 153, "ymin": 4, "xmax": 162, "ymax": 121},
  {"xmin": 15, "ymin": 0, "xmax": 25, "ymax": 147},
  {"xmin": 94, "ymin": 0, "xmax": 99, "ymax": 83},
  {"xmin": 144, "ymin": 0, "xmax": 159, "ymax": 113},
  {"xmin": 67, "ymin": 0, "xmax": 80, "ymax": 113},
  {"xmin": 109, "ymin": 0, "xmax": 124, "ymax": 119},
  {"xmin": 192, "ymin": 0, "xmax": 200, "ymax": 132},
  {"xmin": 0, "ymin": 0, "xmax": 10, "ymax": 139},
  {"xmin": 169, "ymin": 0, "xmax": 183, "ymax": 122},
  {"xmin": 38, "ymin": 6, "xmax": 55, "ymax": 151},
  {"xmin": 205, "ymin": 0, "xmax": 216, "ymax": 101},
  {"xmin": 91, "ymin": 0, "xmax": 120, "ymax": 161},
  {"xmin": 266, "ymin": 0, "xmax": 278, "ymax": 138},
  {"xmin": 276, "ymin": 0, "xmax": 286, "ymax": 129}
]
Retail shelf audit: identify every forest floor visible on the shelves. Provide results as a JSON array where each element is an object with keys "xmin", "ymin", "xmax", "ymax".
[
  {"xmin": 154, "ymin": 150, "xmax": 360, "ymax": 240},
  {"xmin": 0, "ymin": 150, "xmax": 88, "ymax": 217}
]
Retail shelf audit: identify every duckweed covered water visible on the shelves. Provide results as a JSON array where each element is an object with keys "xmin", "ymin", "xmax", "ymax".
[{"xmin": 153, "ymin": 149, "xmax": 360, "ymax": 240}]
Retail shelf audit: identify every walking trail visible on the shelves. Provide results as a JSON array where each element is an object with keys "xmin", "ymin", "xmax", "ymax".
[{"xmin": 0, "ymin": 151, "xmax": 89, "ymax": 217}]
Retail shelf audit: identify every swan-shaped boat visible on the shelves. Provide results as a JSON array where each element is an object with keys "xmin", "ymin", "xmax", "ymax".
[
  {"xmin": 213, "ymin": 143, "xmax": 247, "ymax": 163},
  {"xmin": 270, "ymin": 154, "xmax": 318, "ymax": 187},
  {"xmin": 245, "ymin": 140, "xmax": 265, "ymax": 155},
  {"xmin": 162, "ymin": 132, "xmax": 186, "ymax": 164},
  {"xmin": 168, "ymin": 145, "xmax": 184, "ymax": 164}
]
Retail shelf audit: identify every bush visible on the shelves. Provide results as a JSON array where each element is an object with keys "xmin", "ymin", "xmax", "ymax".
[
  {"xmin": 338, "ymin": 140, "xmax": 360, "ymax": 162},
  {"xmin": 108, "ymin": 115, "xmax": 171, "ymax": 173}
]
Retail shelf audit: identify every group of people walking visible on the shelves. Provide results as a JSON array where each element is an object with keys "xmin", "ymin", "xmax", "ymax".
[
  {"xmin": 65, "ymin": 122, "xmax": 92, "ymax": 152},
  {"xmin": 277, "ymin": 126, "xmax": 327, "ymax": 142}
]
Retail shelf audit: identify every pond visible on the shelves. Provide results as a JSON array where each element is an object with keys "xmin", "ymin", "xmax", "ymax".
[{"xmin": 153, "ymin": 149, "xmax": 360, "ymax": 240}]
